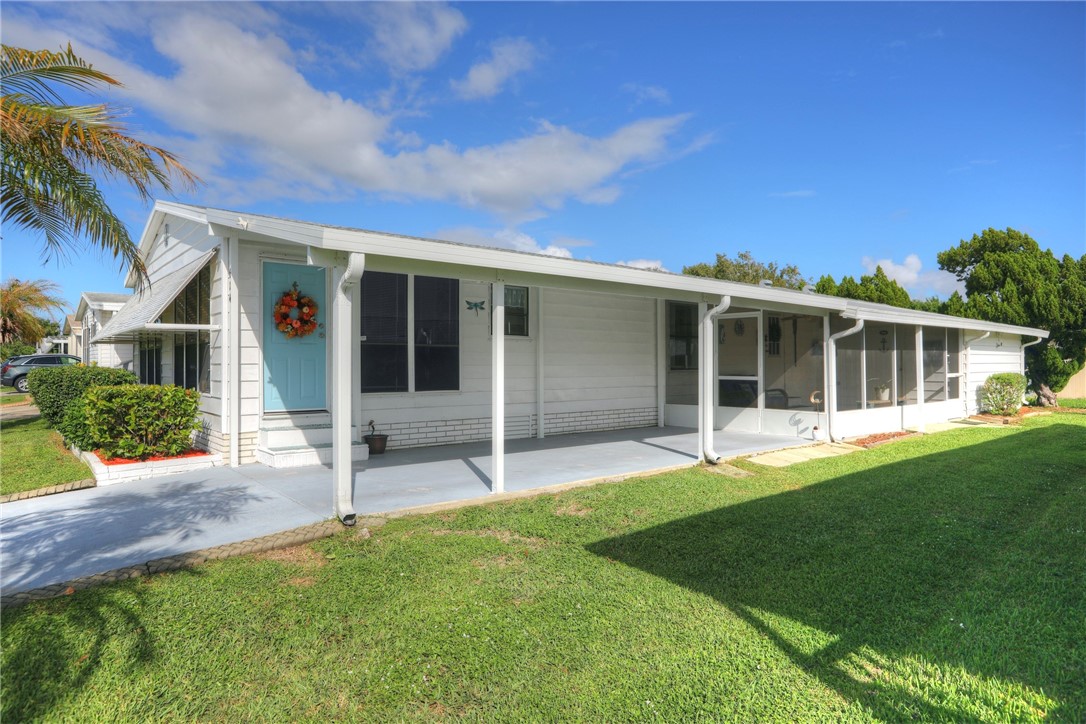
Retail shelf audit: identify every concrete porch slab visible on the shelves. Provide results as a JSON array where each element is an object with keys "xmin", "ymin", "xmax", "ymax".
[{"xmin": 1, "ymin": 426, "xmax": 808, "ymax": 595}]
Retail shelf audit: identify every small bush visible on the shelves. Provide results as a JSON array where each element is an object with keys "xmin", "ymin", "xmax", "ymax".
[
  {"xmin": 979, "ymin": 372, "xmax": 1027, "ymax": 416},
  {"xmin": 28, "ymin": 366, "xmax": 137, "ymax": 427},
  {"xmin": 58, "ymin": 396, "xmax": 97, "ymax": 451},
  {"xmin": 84, "ymin": 385, "xmax": 201, "ymax": 460},
  {"xmin": 0, "ymin": 341, "xmax": 35, "ymax": 361}
]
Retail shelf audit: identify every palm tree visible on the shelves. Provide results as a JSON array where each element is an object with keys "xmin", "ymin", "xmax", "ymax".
[
  {"xmin": 1, "ymin": 44, "xmax": 200, "ymax": 283},
  {"xmin": 0, "ymin": 278, "xmax": 66, "ymax": 344}
]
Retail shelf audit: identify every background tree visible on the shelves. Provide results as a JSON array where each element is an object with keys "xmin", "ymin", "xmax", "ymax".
[
  {"xmin": 1, "ymin": 44, "xmax": 199, "ymax": 282},
  {"xmin": 814, "ymin": 266, "xmax": 914, "ymax": 308},
  {"xmin": 937, "ymin": 228, "xmax": 1086, "ymax": 403},
  {"xmin": 683, "ymin": 250, "xmax": 808, "ymax": 289},
  {"xmin": 0, "ymin": 278, "xmax": 66, "ymax": 344}
]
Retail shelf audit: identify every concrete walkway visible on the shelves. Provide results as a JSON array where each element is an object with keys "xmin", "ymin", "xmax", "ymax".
[{"xmin": 1, "ymin": 426, "xmax": 806, "ymax": 595}]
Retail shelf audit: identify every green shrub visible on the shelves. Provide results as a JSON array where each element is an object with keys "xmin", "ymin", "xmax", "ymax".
[
  {"xmin": 84, "ymin": 385, "xmax": 201, "ymax": 460},
  {"xmin": 28, "ymin": 366, "xmax": 137, "ymax": 427},
  {"xmin": 58, "ymin": 395, "xmax": 97, "ymax": 451},
  {"xmin": 0, "ymin": 341, "xmax": 35, "ymax": 361},
  {"xmin": 979, "ymin": 372, "xmax": 1027, "ymax": 416}
]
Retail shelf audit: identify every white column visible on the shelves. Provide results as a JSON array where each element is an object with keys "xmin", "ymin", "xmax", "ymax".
[
  {"xmin": 535, "ymin": 288, "xmax": 546, "ymax": 439},
  {"xmin": 697, "ymin": 302, "xmax": 706, "ymax": 463},
  {"xmin": 656, "ymin": 298, "xmax": 666, "ymax": 427},
  {"xmin": 492, "ymin": 281, "xmax": 505, "ymax": 493},
  {"xmin": 915, "ymin": 325, "xmax": 925, "ymax": 433},
  {"xmin": 226, "ymin": 237, "xmax": 241, "ymax": 467},
  {"xmin": 332, "ymin": 252, "xmax": 365, "ymax": 525}
]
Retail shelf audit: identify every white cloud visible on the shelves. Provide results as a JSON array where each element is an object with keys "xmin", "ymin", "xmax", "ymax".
[
  {"xmin": 435, "ymin": 227, "xmax": 574, "ymax": 258},
  {"xmin": 861, "ymin": 253, "xmax": 964, "ymax": 298},
  {"xmin": 2, "ymin": 7, "xmax": 696, "ymax": 218},
  {"xmin": 368, "ymin": 2, "xmax": 467, "ymax": 73},
  {"xmin": 769, "ymin": 189, "xmax": 817, "ymax": 198},
  {"xmin": 452, "ymin": 37, "xmax": 538, "ymax": 99},
  {"xmin": 621, "ymin": 83, "xmax": 671, "ymax": 106},
  {"xmin": 616, "ymin": 258, "xmax": 667, "ymax": 272}
]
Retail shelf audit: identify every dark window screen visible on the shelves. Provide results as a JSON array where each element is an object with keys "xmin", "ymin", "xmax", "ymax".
[
  {"xmin": 360, "ymin": 271, "xmax": 408, "ymax": 393},
  {"xmin": 414, "ymin": 276, "xmax": 459, "ymax": 391}
]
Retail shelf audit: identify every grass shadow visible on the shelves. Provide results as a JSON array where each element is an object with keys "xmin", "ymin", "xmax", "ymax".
[{"xmin": 587, "ymin": 423, "xmax": 1086, "ymax": 719}]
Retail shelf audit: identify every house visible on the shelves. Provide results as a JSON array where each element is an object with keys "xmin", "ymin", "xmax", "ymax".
[
  {"xmin": 93, "ymin": 201, "xmax": 1048, "ymax": 525},
  {"xmin": 62, "ymin": 315, "xmax": 82, "ymax": 359},
  {"xmin": 75, "ymin": 292, "xmax": 134, "ymax": 369}
]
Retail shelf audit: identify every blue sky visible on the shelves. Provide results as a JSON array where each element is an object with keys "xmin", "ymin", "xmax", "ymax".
[{"xmin": 3, "ymin": 1, "xmax": 1084, "ymax": 316}]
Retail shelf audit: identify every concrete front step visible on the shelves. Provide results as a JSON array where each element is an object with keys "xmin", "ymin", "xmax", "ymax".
[
  {"xmin": 255, "ymin": 441, "xmax": 370, "ymax": 469},
  {"xmin": 258, "ymin": 422, "xmax": 361, "ymax": 448}
]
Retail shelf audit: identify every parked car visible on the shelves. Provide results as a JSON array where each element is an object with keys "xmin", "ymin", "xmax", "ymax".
[{"xmin": 1, "ymin": 354, "xmax": 81, "ymax": 392}]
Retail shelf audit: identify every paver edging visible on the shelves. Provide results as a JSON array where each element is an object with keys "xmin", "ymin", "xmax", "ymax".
[
  {"xmin": 0, "ymin": 519, "xmax": 345, "ymax": 609},
  {"xmin": 0, "ymin": 478, "xmax": 96, "ymax": 504}
]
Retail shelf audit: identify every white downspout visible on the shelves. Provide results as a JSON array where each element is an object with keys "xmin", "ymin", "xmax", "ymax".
[
  {"xmin": 701, "ymin": 296, "xmax": 731, "ymax": 463},
  {"xmin": 332, "ymin": 252, "xmax": 365, "ymax": 525},
  {"xmin": 1021, "ymin": 335, "xmax": 1044, "ymax": 377},
  {"xmin": 826, "ymin": 318, "xmax": 865, "ymax": 442}
]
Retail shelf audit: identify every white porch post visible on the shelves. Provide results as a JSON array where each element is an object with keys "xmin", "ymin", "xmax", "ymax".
[
  {"xmin": 536, "ymin": 287, "xmax": 545, "ymax": 439},
  {"xmin": 331, "ymin": 252, "xmax": 365, "ymax": 525},
  {"xmin": 656, "ymin": 299, "xmax": 666, "ymax": 427},
  {"xmin": 915, "ymin": 325, "xmax": 925, "ymax": 433},
  {"xmin": 492, "ymin": 281, "xmax": 506, "ymax": 493},
  {"xmin": 225, "ymin": 237, "xmax": 241, "ymax": 467},
  {"xmin": 697, "ymin": 302, "xmax": 706, "ymax": 463}
]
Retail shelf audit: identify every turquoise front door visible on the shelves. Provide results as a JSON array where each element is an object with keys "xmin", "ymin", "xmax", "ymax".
[{"xmin": 264, "ymin": 262, "xmax": 327, "ymax": 412}]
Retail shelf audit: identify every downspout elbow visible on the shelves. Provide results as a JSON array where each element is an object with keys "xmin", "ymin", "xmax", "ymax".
[{"xmin": 703, "ymin": 295, "xmax": 732, "ymax": 463}]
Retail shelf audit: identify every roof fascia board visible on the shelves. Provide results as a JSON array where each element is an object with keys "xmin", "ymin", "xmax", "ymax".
[
  {"xmin": 326, "ymin": 229, "xmax": 849, "ymax": 311},
  {"xmin": 205, "ymin": 208, "xmax": 323, "ymax": 247},
  {"xmin": 841, "ymin": 305, "xmax": 1049, "ymax": 338}
]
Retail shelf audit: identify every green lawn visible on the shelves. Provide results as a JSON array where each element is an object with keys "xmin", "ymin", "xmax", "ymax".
[
  {"xmin": 1058, "ymin": 397, "xmax": 1086, "ymax": 409},
  {"xmin": 0, "ymin": 417, "xmax": 92, "ymax": 496},
  {"xmin": 3, "ymin": 414, "xmax": 1084, "ymax": 721},
  {"xmin": 0, "ymin": 390, "xmax": 29, "ymax": 405}
]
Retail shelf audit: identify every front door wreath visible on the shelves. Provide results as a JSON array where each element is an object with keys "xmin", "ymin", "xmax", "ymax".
[{"xmin": 273, "ymin": 282, "xmax": 319, "ymax": 338}]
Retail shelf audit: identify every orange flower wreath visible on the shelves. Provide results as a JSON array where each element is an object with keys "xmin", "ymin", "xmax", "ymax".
[{"xmin": 273, "ymin": 282, "xmax": 319, "ymax": 338}]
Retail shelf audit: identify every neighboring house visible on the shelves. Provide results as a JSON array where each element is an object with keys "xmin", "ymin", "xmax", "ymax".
[
  {"xmin": 62, "ymin": 315, "xmax": 83, "ymax": 359},
  {"xmin": 37, "ymin": 336, "xmax": 69, "ymax": 354},
  {"xmin": 93, "ymin": 202, "xmax": 1048, "ymax": 524},
  {"xmin": 75, "ymin": 292, "xmax": 134, "ymax": 370}
]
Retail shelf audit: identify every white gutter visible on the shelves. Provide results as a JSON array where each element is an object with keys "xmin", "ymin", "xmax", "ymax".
[
  {"xmin": 826, "ymin": 319, "xmax": 865, "ymax": 442},
  {"xmin": 1021, "ymin": 335, "xmax": 1044, "ymax": 379},
  {"xmin": 701, "ymin": 296, "xmax": 732, "ymax": 463}
]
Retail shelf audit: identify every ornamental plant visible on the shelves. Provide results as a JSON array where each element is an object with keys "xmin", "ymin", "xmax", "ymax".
[
  {"xmin": 979, "ymin": 372, "xmax": 1027, "ymax": 416},
  {"xmin": 84, "ymin": 384, "xmax": 201, "ymax": 460},
  {"xmin": 27, "ymin": 365, "xmax": 137, "ymax": 426}
]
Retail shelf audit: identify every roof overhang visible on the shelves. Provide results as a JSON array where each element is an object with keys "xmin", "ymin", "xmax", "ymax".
[{"xmin": 144, "ymin": 202, "xmax": 1051, "ymax": 340}]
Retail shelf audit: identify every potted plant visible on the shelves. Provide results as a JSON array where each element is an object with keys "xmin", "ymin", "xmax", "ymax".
[
  {"xmin": 874, "ymin": 381, "xmax": 891, "ymax": 402},
  {"xmin": 364, "ymin": 419, "xmax": 389, "ymax": 454}
]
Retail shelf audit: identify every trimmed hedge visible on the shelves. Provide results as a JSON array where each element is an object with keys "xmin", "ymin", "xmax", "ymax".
[
  {"xmin": 58, "ymin": 397, "xmax": 97, "ymax": 451},
  {"xmin": 84, "ymin": 385, "xmax": 201, "ymax": 460},
  {"xmin": 27, "ymin": 366, "xmax": 137, "ymax": 427},
  {"xmin": 980, "ymin": 372, "xmax": 1027, "ymax": 416}
]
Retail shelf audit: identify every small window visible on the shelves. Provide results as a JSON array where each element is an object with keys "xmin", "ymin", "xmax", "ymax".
[
  {"xmin": 140, "ymin": 338, "xmax": 162, "ymax": 384},
  {"xmin": 765, "ymin": 316, "xmax": 782, "ymax": 357},
  {"xmin": 504, "ymin": 286, "xmax": 529, "ymax": 336},
  {"xmin": 174, "ymin": 331, "xmax": 210, "ymax": 392}
]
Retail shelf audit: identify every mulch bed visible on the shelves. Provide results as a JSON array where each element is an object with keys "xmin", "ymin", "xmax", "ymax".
[
  {"xmin": 969, "ymin": 406, "xmax": 1058, "ymax": 425},
  {"xmin": 95, "ymin": 449, "xmax": 211, "ymax": 466},
  {"xmin": 851, "ymin": 431, "xmax": 919, "ymax": 448}
]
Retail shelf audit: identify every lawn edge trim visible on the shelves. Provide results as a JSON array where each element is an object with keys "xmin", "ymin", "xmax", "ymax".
[
  {"xmin": 0, "ymin": 519, "xmax": 344, "ymax": 609},
  {"xmin": 0, "ymin": 478, "xmax": 95, "ymax": 504}
]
